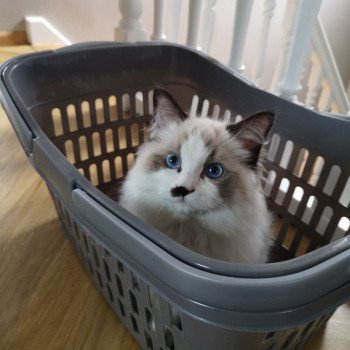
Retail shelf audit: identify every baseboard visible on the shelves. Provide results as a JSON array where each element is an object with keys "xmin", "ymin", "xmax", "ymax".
[
  {"xmin": 0, "ymin": 31, "xmax": 28, "ymax": 46},
  {"xmin": 25, "ymin": 16, "xmax": 71, "ymax": 46}
]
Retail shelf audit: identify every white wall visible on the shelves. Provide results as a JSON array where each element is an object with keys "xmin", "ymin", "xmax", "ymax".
[{"xmin": 1, "ymin": 0, "xmax": 349, "ymax": 87}]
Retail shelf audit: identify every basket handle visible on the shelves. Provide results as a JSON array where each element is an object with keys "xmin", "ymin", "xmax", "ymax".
[
  {"xmin": 54, "ymin": 41, "xmax": 135, "ymax": 54},
  {"xmin": 0, "ymin": 90, "xmax": 33, "ymax": 155}
]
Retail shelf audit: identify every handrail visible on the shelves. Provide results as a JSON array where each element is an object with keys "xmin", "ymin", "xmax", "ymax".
[{"xmin": 311, "ymin": 17, "xmax": 350, "ymax": 115}]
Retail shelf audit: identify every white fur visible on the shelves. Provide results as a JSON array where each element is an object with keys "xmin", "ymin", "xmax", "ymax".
[{"xmin": 120, "ymin": 114, "xmax": 272, "ymax": 263}]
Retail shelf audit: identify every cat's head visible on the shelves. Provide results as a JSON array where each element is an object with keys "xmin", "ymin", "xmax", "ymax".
[{"xmin": 136, "ymin": 88, "xmax": 274, "ymax": 219}]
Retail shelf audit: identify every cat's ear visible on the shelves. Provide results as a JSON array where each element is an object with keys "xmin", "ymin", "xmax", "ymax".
[
  {"xmin": 150, "ymin": 88, "xmax": 187, "ymax": 139},
  {"xmin": 227, "ymin": 111, "xmax": 275, "ymax": 168}
]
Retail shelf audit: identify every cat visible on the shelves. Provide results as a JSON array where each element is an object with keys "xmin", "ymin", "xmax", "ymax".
[{"xmin": 119, "ymin": 88, "xmax": 274, "ymax": 263}]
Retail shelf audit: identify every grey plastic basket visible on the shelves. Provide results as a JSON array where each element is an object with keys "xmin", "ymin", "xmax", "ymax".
[{"xmin": 1, "ymin": 42, "xmax": 350, "ymax": 350}]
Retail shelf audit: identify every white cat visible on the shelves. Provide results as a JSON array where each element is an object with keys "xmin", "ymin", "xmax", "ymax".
[{"xmin": 120, "ymin": 88, "xmax": 274, "ymax": 263}]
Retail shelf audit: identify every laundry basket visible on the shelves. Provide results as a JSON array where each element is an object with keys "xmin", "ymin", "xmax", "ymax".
[{"xmin": 1, "ymin": 42, "xmax": 350, "ymax": 350}]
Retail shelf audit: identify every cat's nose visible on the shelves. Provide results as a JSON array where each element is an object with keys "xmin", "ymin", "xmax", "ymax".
[{"xmin": 171, "ymin": 186, "xmax": 194, "ymax": 197}]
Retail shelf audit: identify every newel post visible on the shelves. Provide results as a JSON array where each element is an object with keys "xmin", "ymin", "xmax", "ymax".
[
  {"xmin": 277, "ymin": 0, "xmax": 322, "ymax": 101},
  {"xmin": 115, "ymin": 0, "xmax": 147, "ymax": 42},
  {"xmin": 228, "ymin": 0, "xmax": 254, "ymax": 73}
]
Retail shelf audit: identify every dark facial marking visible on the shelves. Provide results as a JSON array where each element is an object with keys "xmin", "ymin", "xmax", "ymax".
[
  {"xmin": 148, "ymin": 153, "xmax": 166, "ymax": 171},
  {"xmin": 216, "ymin": 171, "xmax": 239, "ymax": 203}
]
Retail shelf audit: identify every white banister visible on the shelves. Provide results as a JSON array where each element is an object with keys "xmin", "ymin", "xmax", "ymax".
[
  {"xmin": 187, "ymin": 0, "xmax": 203, "ymax": 50},
  {"xmin": 277, "ymin": 0, "xmax": 322, "ymax": 101},
  {"xmin": 115, "ymin": 0, "xmax": 147, "ymax": 42},
  {"xmin": 169, "ymin": 0, "xmax": 182, "ymax": 42},
  {"xmin": 252, "ymin": 0, "xmax": 276, "ymax": 85},
  {"xmin": 228, "ymin": 0, "xmax": 254, "ymax": 73},
  {"xmin": 152, "ymin": 0, "xmax": 167, "ymax": 41},
  {"xmin": 312, "ymin": 17, "xmax": 350, "ymax": 114},
  {"xmin": 270, "ymin": 0, "xmax": 298, "ymax": 92},
  {"xmin": 305, "ymin": 52, "xmax": 323, "ymax": 108},
  {"xmin": 201, "ymin": 0, "xmax": 217, "ymax": 54}
]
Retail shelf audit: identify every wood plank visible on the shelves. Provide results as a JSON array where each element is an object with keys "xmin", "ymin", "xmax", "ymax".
[
  {"xmin": 0, "ymin": 45, "xmax": 35, "ymax": 64},
  {"xmin": 0, "ymin": 31, "xmax": 28, "ymax": 46}
]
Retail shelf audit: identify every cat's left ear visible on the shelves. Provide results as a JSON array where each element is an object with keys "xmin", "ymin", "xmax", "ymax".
[
  {"xmin": 150, "ymin": 88, "xmax": 187, "ymax": 139},
  {"xmin": 227, "ymin": 111, "xmax": 275, "ymax": 168}
]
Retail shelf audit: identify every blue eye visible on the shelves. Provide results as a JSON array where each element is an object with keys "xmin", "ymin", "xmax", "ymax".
[
  {"xmin": 206, "ymin": 163, "xmax": 224, "ymax": 179},
  {"xmin": 165, "ymin": 152, "xmax": 181, "ymax": 169}
]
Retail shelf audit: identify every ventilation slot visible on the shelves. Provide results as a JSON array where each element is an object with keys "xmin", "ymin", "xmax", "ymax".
[
  {"xmin": 131, "ymin": 123, "xmax": 140, "ymax": 146},
  {"xmin": 67, "ymin": 104, "xmax": 77, "ymax": 132},
  {"xmin": 129, "ymin": 290, "xmax": 139, "ymax": 315},
  {"xmin": 116, "ymin": 274, "xmax": 124, "ymax": 298},
  {"xmin": 212, "ymin": 104, "xmax": 220, "ymax": 120},
  {"xmin": 169, "ymin": 304, "xmax": 183, "ymax": 331},
  {"xmin": 275, "ymin": 178, "xmax": 290, "ymax": 205},
  {"xmin": 127, "ymin": 153, "xmax": 135, "ymax": 170},
  {"xmin": 81, "ymin": 101, "xmax": 91, "ymax": 128},
  {"xmin": 107, "ymin": 284, "xmax": 114, "ymax": 302},
  {"xmin": 293, "ymin": 148, "xmax": 309, "ymax": 177},
  {"xmin": 315, "ymin": 206, "xmax": 333, "ymax": 235},
  {"xmin": 135, "ymin": 91, "xmax": 144, "ymax": 116},
  {"xmin": 302, "ymin": 196, "xmax": 318, "ymax": 224},
  {"xmin": 122, "ymin": 93, "xmax": 131, "ymax": 119},
  {"xmin": 200, "ymin": 99, "xmax": 210, "ymax": 118},
  {"xmin": 263, "ymin": 170, "xmax": 276, "ymax": 197},
  {"xmin": 102, "ymin": 159, "xmax": 111, "ymax": 183},
  {"xmin": 92, "ymin": 245, "xmax": 99, "ymax": 267},
  {"xmin": 131, "ymin": 271, "xmax": 140, "ymax": 291},
  {"xmin": 114, "ymin": 156, "xmax": 124, "ymax": 179},
  {"xmin": 95, "ymin": 98, "xmax": 105, "ymax": 124},
  {"xmin": 96, "ymin": 271, "xmax": 103, "ymax": 288},
  {"xmin": 109, "ymin": 95, "xmax": 118, "ymax": 121},
  {"xmin": 118, "ymin": 127, "xmax": 127, "ymax": 149},
  {"xmin": 64, "ymin": 140, "xmax": 75, "ymax": 164},
  {"xmin": 323, "ymin": 165, "xmax": 341, "ymax": 196},
  {"xmin": 189, "ymin": 94, "xmax": 199, "ymax": 116},
  {"xmin": 288, "ymin": 186, "xmax": 304, "ymax": 214},
  {"xmin": 118, "ymin": 299, "xmax": 126, "ymax": 317},
  {"xmin": 148, "ymin": 90, "xmax": 154, "ymax": 115},
  {"xmin": 295, "ymin": 234, "xmax": 311, "ymax": 257},
  {"xmin": 145, "ymin": 307, "xmax": 156, "ymax": 332},
  {"xmin": 223, "ymin": 109, "xmax": 231, "ymax": 123},
  {"xmin": 144, "ymin": 330, "xmax": 153, "ymax": 349},
  {"xmin": 267, "ymin": 133, "xmax": 281, "ymax": 161},
  {"xmin": 339, "ymin": 176, "xmax": 350, "ymax": 207},
  {"xmin": 264, "ymin": 332, "xmax": 275, "ymax": 341},
  {"xmin": 79, "ymin": 136, "xmax": 88, "ymax": 161},
  {"xmin": 105, "ymin": 129, "xmax": 114, "ymax": 153},
  {"xmin": 282, "ymin": 330, "xmax": 298, "ymax": 349},
  {"xmin": 103, "ymin": 258, "xmax": 111, "ymax": 281},
  {"xmin": 89, "ymin": 163, "xmax": 99, "ymax": 186},
  {"xmin": 92, "ymin": 132, "xmax": 102, "ymax": 156},
  {"xmin": 87, "ymin": 259, "xmax": 94, "ymax": 276},
  {"xmin": 83, "ymin": 233, "xmax": 89, "ymax": 252},
  {"xmin": 52, "ymin": 107, "xmax": 63, "ymax": 136},
  {"xmin": 308, "ymin": 156, "xmax": 325, "ymax": 186},
  {"xmin": 130, "ymin": 314, "xmax": 139, "ymax": 333},
  {"xmin": 163, "ymin": 327, "xmax": 175, "ymax": 350}
]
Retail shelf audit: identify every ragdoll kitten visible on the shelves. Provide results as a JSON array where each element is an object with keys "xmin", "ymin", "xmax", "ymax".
[{"xmin": 120, "ymin": 88, "xmax": 274, "ymax": 263}]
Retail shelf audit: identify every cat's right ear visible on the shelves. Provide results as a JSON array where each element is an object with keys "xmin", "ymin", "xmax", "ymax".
[{"xmin": 150, "ymin": 88, "xmax": 187, "ymax": 139}]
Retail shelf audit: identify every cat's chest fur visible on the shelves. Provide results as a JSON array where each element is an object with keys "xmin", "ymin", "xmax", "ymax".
[{"xmin": 121, "ymin": 177, "xmax": 271, "ymax": 263}]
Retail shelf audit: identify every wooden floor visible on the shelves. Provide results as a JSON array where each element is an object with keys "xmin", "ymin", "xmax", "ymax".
[{"xmin": 0, "ymin": 45, "xmax": 349, "ymax": 350}]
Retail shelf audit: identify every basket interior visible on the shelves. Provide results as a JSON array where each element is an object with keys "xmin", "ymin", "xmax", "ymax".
[
  {"xmin": 29, "ymin": 84, "xmax": 350, "ymax": 263},
  {"xmin": 4, "ymin": 44, "xmax": 347, "ymax": 264}
]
